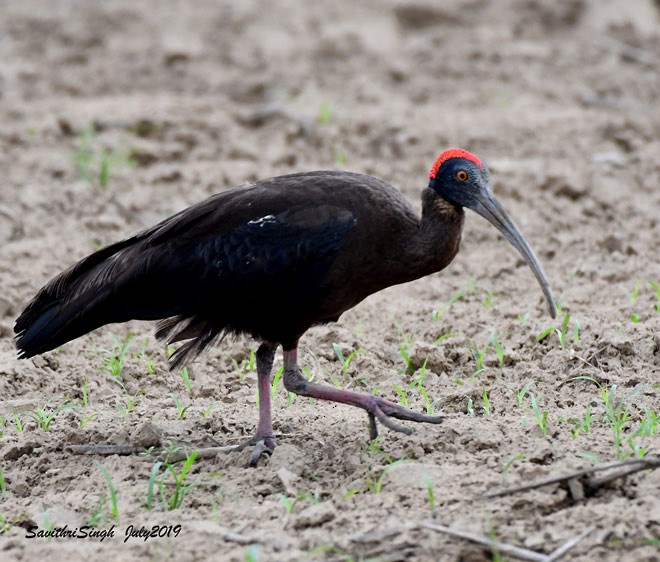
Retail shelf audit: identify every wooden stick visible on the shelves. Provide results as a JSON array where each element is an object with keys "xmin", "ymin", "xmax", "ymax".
[
  {"xmin": 486, "ymin": 456, "xmax": 660, "ymax": 498},
  {"xmin": 419, "ymin": 521, "xmax": 547, "ymax": 562},
  {"xmin": 546, "ymin": 526, "xmax": 594, "ymax": 561}
]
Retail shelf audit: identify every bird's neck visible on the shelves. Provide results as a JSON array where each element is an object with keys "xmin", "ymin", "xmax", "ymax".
[{"xmin": 414, "ymin": 188, "xmax": 465, "ymax": 275}]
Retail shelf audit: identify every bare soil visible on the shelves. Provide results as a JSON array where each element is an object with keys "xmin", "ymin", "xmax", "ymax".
[{"xmin": 1, "ymin": 1, "xmax": 659, "ymax": 560}]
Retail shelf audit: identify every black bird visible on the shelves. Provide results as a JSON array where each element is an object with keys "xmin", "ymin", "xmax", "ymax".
[{"xmin": 15, "ymin": 148, "xmax": 555, "ymax": 464}]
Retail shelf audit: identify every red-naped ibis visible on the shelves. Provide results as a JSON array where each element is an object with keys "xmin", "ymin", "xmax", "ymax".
[{"xmin": 15, "ymin": 148, "xmax": 555, "ymax": 464}]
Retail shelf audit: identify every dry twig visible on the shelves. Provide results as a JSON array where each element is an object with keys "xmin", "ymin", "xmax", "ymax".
[
  {"xmin": 419, "ymin": 521, "xmax": 593, "ymax": 562},
  {"xmin": 486, "ymin": 456, "xmax": 660, "ymax": 498}
]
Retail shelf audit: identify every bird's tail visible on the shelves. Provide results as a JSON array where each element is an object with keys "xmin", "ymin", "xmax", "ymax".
[{"xmin": 14, "ymin": 236, "xmax": 144, "ymax": 359}]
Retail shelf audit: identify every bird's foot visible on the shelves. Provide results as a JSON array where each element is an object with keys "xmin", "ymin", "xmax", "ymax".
[
  {"xmin": 362, "ymin": 395, "xmax": 444, "ymax": 440},
  {"xmin": 282, "ymin": 349, "xmax": 443, "ymax": 441},
  {"xmin": 233, "ymin": 433, "xmax": 276, "ymax": 467}
]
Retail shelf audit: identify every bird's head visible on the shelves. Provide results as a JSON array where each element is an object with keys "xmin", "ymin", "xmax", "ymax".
[{"xmin": 428, "ymin": 148, "xmax": 556, "ymax": 318}]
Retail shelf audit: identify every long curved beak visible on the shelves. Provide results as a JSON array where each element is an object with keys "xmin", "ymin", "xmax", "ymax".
[{"xmin": 469, "ymin": 189, "xmax": 556, "ymax": 318}]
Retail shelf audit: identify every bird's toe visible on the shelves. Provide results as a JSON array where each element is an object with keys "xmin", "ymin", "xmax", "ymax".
[{"xmin": 246, "ymin": 438, "xmax": 275, "ymax": 467}]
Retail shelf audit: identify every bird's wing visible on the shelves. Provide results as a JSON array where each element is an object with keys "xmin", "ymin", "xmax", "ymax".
[
  {"xmin": 152, "ymin": 203, "xmax": 357, "ymax": 365},
  {"xmin": 14, "ymin": 194, "xmax": 357, "ymax": 361}
]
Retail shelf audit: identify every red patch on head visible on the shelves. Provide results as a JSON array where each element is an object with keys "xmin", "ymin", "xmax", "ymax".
[{"xmin": 428, "ymin": 148, "xmax": 483, "ymax": 179}]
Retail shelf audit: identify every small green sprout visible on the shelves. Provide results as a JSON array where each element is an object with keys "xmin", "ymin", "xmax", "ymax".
[
  {"xmin": 515, "ymin": 381, "xmax": 534, "ymax": 408},
  {"xmin": 537, "ymin": 312, "xmax": 579, "ymax": 348},
  {"xmin": 170, "ymin": 393, "xmax": 191, "ymax": 420},
  {"xmin": 153, "ymin": 451, "xmax": 199, "ymax": 510},
  {"xmin": 482, "ymin": 386, "xmax": 491, "ymax": 416},
  {"xmin": 317, "ymin": 101, "xmax": 333, "ymax": 125},
  {"xmin": 529, "ymin": 393, "xmax": 549, "ymax": 436},
  {"xmin": 433, "ymin": 278, "xmax": 475, "ymax": 320},
  {"xmin": 95, "ymin": 461, "xmax": 119, "ymax": 523},
  {"xmin": 179, "ymin": 367, "xmax": 192, "ymax": 393},
  {"xmin": 649, "ymin": 280, "xmax": 660, "ymax": 312}
]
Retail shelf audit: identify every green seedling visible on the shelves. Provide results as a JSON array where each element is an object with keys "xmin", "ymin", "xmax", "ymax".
[
  {"xmin": 628, "ymin": 280, "xmax": 642, "ymax": 303},
  {"xmin": 170, "ymin": 393, "xmax": 191, "ymax": 420},
  {"xmin": 500, "ymin": 453, "xmax": 525, "ymax": 483},
  {"xmin": 79, "ymin": 413, "xmax": 99, "ymax": 429},
  {"xmin": 27, "ymin": 398, "xmax": 73, "ymax": 432},
  {"xmin": 332, "ymin": 343, "xmax": 364, "ymax": 376},
  {"xmin": 200, "ymin": 402, "xmax": 216, "ymax": 419},
  {"xmin": 601, "ymin": 384, "xmax": 645, "ymax": 459},
  {"xmin": 630, "ymin": 313, "xmax": 640, "ymax": 323},
  {"xmin": 419, "ymin": 386, "xmax": 437, "ymax": 416},
  {"xmin": 425, "ymin": 476, "xmax": 436, "ymax": 512},
  {"xmin": 570, "ymin": 404, "xmax": 593, "ymax": 439},
  {"xmin": 100, "ymin": 332, "xmax": 136, "ymax": 377},
  {"xmin": 433, "ymin": 278, "xmax": 475, "ymax": 320},
  {"xmin": 482, "ymin": 289, "xmax": 496, "ymax": 309},
  {"xmin": 488, "ymin": 526, "xmax": 504, "ymax": 562},
  {"xmin": 71, "ymin": 127, "xmax": 135, "ymax": 189},
  {"xmin": 227, "ymin": 350, "xmax": 256, "ymax": 381},
  {"xmin": 157, "ymin": 451, "xmax": 198, "ymax": 510},
  {"xmin": 409, "ymin": 357, "xmax": 428, "ymax": 390},
  {"xmin": 95, "ymin": 461, "xmax": 119, "ymax": 522},
  {"xmin": 392, "ymin": 383, "xmax": 409, "ymax": 407},
  {"xmin": 115, "ymin": 394, "xmax": 139, "ymax": 421},
  {"xmin": 515, "ymin": 381, "xmax": 534, "ymax": 408},
  {"xmin": 537, "ymin": 312, "xmax": 579, "ymax": 348},
  {"xmin": 568, "ymin": 376, "xmax": 646, "ymax": 458},
  {"xmin": 277, "ymin": 492, "xmax": 319, "ymax": 515},
  {"xmin": 466, "ymin": 398, "xmax": 474, "ymax": 416},
  {"xmin": 271, "ymin": 366, "xmax": 284, "ymax": 399},
  {"xmin": 469, "ymin": 341, "xmax": 488, "ymax": 381},
  {"xmin": 12, "ymin": 413, "xmax": 24, "ymax": 433},
  {"xmin": 244, "ymin": 545, "xmax": 260, "ymax": 562},
  {"xmin": 335, "ymin": 150, "xmax": 347, "ymax": 165},
  {"xmin": 40, "ymin": 509, "xmax": 55, "ymax": 534},
  {"xmin": 87, "ymin": 492, "xmax": 111, "ymax": 526},
  {"xmin": 179, "ymin": 367, "xmax": 192, "ymax": 393},
  {"xmin": 517, "ymin": 312, "xmax": 530, "ymax": 325},
  {"xmin": 81, "ymin": 378, "xmax": 90, "ymax": 407},
  {"xmin": 529, "ymin": 393, "xmax": 549, "ymax": 436},
  {"xmin": 576, "ymin": 451, "xmax": 601, "ymax": 464},
  {"xmin": 365, "ymin": 435, "xmax": 394, "ymax": 465},
  {"xmin": 134, "ymin": 338, "xmax": 155, "ymax": 375},
  {"xmin": 399, "ymin": 342, "xmax": 416, "ymax": 376},
  {"xmin": 633, "ymin": 408, "xmax": 658, "ymax": 438},
  {"xmin": 649, "ymin": 281, "xmax": 660, "ymax": 312},
  {"xmin": 0, "ymin": 415, "xmax": 5, "ymax": 438},
  {"xmin": 317, "ymin": 101, "xmax": 333, "ymax": 125},
  {"xmin": 490, "ymin": 334, "xmax": 505, "ymax": 367},
  {"xmin": 482, "ymin": 386, "xmax": 491, "ymax": 416},
  {"xmin": 433, "ymin": 332, "xmax": 457, "ymax": 345},
  {"xmin": 468, "ymin": 333, "xmax": 505, "ymax": 381},
  {"xmin": 365, "ymin": 459, "xmax": 409, "ymax": 494},
  {"xmin": 0, "ymin": 467, "xmax": 6, "ymax": 497}
]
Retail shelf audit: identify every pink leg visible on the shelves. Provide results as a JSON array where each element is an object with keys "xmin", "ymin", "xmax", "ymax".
[
  {"xmin": 234, "ymin": 342, "xmax": 277, "ymax": 466},
  {"xmin": 282, "ymin": 347, "xmax": 443, "ymax": 440}
]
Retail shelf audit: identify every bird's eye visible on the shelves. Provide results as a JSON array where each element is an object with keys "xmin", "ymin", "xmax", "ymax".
[{"xmin": 456, "ymin": 170, "xmax": 468, "ymax": 182}]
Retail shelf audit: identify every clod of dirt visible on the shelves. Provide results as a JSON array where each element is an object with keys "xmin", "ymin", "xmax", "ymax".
[
  {"xmin": 292, "ymin": 502, "xmax": 335, "ymax": 529},
  {"xmin": 131, "ymin": 421, "xmax": 162, "ymax": 448},
  {"xmin": 384, "ymin": 462, "xmax": 446, "ymax": 491},
  {"xmin": 269, "ymin": 443, "xmax": 306, "ymax": 476},
  {"xmin": 276, "ymin": 467, "xmax": 299, "ymax": 496},
  {"xmin": 3, "ymin": 443, "xmax": 35, "ymax": 461}
]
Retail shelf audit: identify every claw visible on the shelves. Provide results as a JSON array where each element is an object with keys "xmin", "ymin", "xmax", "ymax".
[
  {"xmin": 246, "ymin": 438, "xmax": 275, "ymax": 467},
  {"xmin": 232, "ymin": 434, "xmax": 276, "ymax": 466},
  {"xmin": 365, "ymin": 395, "xmax": 442, "ymax": 440}
]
